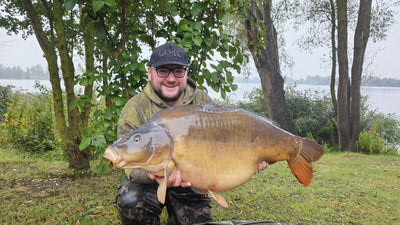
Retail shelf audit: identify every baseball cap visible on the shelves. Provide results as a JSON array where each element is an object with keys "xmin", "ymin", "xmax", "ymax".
[{"xmin": 149, "ymin": 43, "xmax": 189, "ymax": 68}]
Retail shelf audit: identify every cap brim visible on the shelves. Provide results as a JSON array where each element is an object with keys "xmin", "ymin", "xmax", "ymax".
[{"xmin": 151, "ymin": 61, "xmax": 189, "ymax": 68}]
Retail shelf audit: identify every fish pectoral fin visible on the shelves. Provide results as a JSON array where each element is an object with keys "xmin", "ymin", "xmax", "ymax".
[
  {"xmin": 124, "ymin": 168, "xmax": 132, "ymax": 180},
  {"xmin": 208, "ymin": 190, "xmax": 228, "ymax": 208},
  {"xmin": 156, "ymin": 162, "xmax": 174, "ymax": 204},
  {"xmin": 157, "ymin": 177, "xmax": 167, "ymax": 204}
]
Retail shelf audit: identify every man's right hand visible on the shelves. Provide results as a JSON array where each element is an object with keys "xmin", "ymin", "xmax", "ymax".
[{"xmin": 148, "ymin": 168, "xmax": 192, "ymax": 188}]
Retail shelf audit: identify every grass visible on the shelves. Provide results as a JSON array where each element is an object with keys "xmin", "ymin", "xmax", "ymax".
[{"xmin": 1, "ymin": 147, "xmax": 399, "ymax": 225}]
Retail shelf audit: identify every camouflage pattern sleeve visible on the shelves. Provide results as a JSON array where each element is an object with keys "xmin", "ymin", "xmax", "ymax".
[
  {"xmin": 117, "ymin": 94, "xmax": 147, "ymax": 139},
  {"xmin": 193, "ymin": 89, "xmax": 214, "ymax": 105}
]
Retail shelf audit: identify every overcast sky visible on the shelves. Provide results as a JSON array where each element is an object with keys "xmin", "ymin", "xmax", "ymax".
[{"xmin": 1, "ymin": 13, "xmax": 399, "ymax": 80}]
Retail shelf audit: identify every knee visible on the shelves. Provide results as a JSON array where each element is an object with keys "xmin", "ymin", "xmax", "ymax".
[
  {"xmin": 116, "ymin": 180, "xmax": 161, "ymax": 225},
  {"xmin": 116, "ymin": 180, "xmax": 144, "ymax": 211}
]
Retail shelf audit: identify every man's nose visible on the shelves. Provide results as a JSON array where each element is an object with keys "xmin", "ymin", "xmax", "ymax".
[{"xmin": 165, "ymin": 70, "xmax": 176, "ymax": 80}]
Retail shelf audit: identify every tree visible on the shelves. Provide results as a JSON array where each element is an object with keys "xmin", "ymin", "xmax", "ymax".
[
  {"xmin": 336, "ymin": 0, "xmax": 352, "ymax": 151},
  {"xmin": 336, "ymin": 0, "xmax": 373, "ymax": 151},
  {"xmin": 349, "ymin": 0, "xmax": 372, "ymax": 150},
  {"xmin": 1, "ymin": 0, "xmax": 245, "ymax": 170},
  {"xmin": 295, "ymin": 0, "xmax": 398, "ymax": 151},
  {"xmin": 244, "ymin": 0, "xmax": 295, "ymax": 132},
  {"xmin": 21, "ymin": 0, "xmax": 91, "ymax": 169}
]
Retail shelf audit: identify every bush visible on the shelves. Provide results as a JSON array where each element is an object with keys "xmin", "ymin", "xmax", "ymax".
[
  {"xmin": 0, "ymin": 84, "xmax": 12, "ymax": 121},
  {"xmin": 222, "ymin": 85, "xmax": 400, "ymax": 154},
  {"xmin": 356, "ymin": 127, "xmax": 385, "ymax": 155},
  {"xmin": 0, "ymin": 89, "xmax": 57, "ymax": 153},
  {"xmin": 358, "ymin": 110, "xmax": 400, "ymax": 155},
  {"xmin": 234, "ymin": 86, "xmax": 338, "ymax": 148},
  {"xmin": 285, "ymin": 87, "xmax": 337, "ymax": 146}
]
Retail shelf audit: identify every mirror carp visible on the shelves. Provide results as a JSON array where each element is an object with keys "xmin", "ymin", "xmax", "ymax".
[{"xmin": 104, "ymin": 104, "xmax": 324, "ymax": 207}]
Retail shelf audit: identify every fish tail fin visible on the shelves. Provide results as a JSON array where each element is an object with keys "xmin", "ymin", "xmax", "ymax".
[{"xmin": 288, "ymin": 138, "xmax": 324, "ymax": 187}]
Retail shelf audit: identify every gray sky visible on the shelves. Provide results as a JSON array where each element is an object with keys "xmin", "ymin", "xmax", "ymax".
[{"xmin": 1, "ymin": 13, "xmax": 399, "ymax": 80}]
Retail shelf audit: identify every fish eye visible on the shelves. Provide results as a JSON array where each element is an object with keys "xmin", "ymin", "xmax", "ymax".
[{"xmin": 133, "ymin": 135, "xmax": 141, "ymax": 142}]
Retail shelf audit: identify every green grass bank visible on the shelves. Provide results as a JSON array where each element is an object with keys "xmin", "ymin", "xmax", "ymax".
[{"xmin": 1, "ymin": 147, "xmax": 399, "ymax": 224}]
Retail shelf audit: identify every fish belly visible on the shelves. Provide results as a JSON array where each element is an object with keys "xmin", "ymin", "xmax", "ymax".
[
  {"xmin": 161, "ymin": 106, "xmax": 299, "ymax": 192},
  {"xmin": 173, "ymin": 140, "xmax": 261, "ymax": 191}
]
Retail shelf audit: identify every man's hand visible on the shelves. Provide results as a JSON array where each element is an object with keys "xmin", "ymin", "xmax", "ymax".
[
  {"xmin": 148, "ymin": 168, "xmax": 192, "ymax": 188},
  {"xmin": 256, "ymin": 161, "xmax": 269, "ymax": 174}
]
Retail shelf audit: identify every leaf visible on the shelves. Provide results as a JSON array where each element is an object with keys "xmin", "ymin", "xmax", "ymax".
[
  {"xmin": 69, "ymin": 100, "xmax": 78, "ymax": 111},
  {"xmin": 177, "ymin": 19, "xmax": 192, "ymax": 32},
  {"xmin": 64, "ymin": 0, "xmax": 76, "ymax": 11},
  {"xmin": 114, "ymin": 98, "xmax": 126, "ymax": 107},
  {"xmin": 103, "ymin": 111, "xmax": 113, "ymax": 121},
  {"xmin": 192, "ymin": 36, "xmax": 202, "ymax": 46},
  {"xmin": 192, "ymin": 21, "xmax": 203, "ymax": 31},
  {"xmin": 104, "ymin": 0, "xmax": 116, "ymax": 8},
  {"xmin": 93, "ymin": 0, "xmax": 105, "ymax": 13},
  {"xmin": 93, "ymin": 109, "xmax": 103, "ymax": 118},
  {"xmin": 93, "ymin": 134, "xmax": 106, "ymax": 148},
  {"xmin": 79, "ymin": 137, "xmax": 91, "ymax": 150},
  {"xmin": 191, "ymin": 3, "xmax": 204, "ymax": 17},
  {"xmin": 144, "ymin": 0, "xmax": 152, "ymax": 9}
]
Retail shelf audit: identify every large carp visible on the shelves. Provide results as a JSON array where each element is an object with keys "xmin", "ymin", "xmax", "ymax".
[{"xmin": 104, "ymin": 104, "xmax": 324, "ymax": 207}]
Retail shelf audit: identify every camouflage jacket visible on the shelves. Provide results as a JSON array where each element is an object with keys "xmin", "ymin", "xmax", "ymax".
[{"xmin": 117, "ymin": 78, "xmax": 213, "ymax": 139}]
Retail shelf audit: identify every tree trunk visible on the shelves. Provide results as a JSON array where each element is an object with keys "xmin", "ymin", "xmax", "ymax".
[
  {"xmin": 336, "ymin": 0, "xmax": 352, "ymax": 151},
  {"xmin": 245, "ymin": 0, "xmax": 295, "ymax": 133},
  {"xmin": 329, "ymin": 0, "xmax": 338, "ymax": 116},
  {"xmin": 81, "ymin": 4, "xmax": 95, "ymax": 128},
  {"xmin": 350, "ymin": 0, "xmax": 372, "ymax": 149},
  {"xmin": 53, "ymin": 0, "xmax": 89, "ymax": 169}
]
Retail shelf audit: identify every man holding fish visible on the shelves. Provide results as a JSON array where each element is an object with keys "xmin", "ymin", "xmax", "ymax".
[{"xmin": 115, "ymin": 42, "xmax": 270, "ymax": 225}]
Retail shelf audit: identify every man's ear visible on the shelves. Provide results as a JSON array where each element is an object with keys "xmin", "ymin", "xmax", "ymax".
[{"xmin": 147, "ymin": 67, "xmax": 152, "ymax": 81}]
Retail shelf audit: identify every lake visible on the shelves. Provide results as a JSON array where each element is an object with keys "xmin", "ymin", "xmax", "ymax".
[
  {"xmin": 1, "ymin": 79, "xmax": 400, "ymax": 117},
  {"xmin": 208, "ymin": 83, "xmax": 400, "ymax": 117}
]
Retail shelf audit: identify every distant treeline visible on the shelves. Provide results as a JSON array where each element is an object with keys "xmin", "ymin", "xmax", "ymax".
[
  {"xmin": 298, "ymin": 75, "xmax": 400, "ymax": 87},
  {"xmin": 1, "ymin": 64, "xmax": 399, "ymax": 87},
  {"xmin": 235, "ymin": 75, "xmax": 400, "ymax": 87},
  {"xmin": 0, "ymin": 64, "xmax": 49, "ymax": 80}
]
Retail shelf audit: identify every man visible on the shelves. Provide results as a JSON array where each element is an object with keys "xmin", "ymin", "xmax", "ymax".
[
  {"xmin": 116, "ymin": 42, "xmax": 214, "ymax": 225},
  {"xmin": 116, "ymin": 42, "xmax": 268, "ymax": 225}
]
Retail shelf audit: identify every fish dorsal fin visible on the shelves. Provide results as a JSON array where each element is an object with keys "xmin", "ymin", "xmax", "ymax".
[{"xmin": 208, "ymin": 190, "xmax": 228, "ymax": 208}]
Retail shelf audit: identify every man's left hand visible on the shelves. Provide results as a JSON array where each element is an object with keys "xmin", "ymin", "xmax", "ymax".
[{"xmin": 256, "ymin": 161, "xmax": 269, "ymax": 174}]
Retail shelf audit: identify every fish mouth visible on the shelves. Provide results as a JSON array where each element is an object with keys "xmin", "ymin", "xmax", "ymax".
[
  {"xmin": 103, "ymin": 146, "xmax": 157, "ymax": 170},
  {"xmin": 103, "ymin": 147, "xmax": 124, "ymax": 168}
]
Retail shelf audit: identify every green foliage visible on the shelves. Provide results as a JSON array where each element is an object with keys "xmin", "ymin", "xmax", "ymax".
[
  {"xmin": 234, "ymin": 86, "xmax": 338, "ymax": 148},
  {"xmin": 0, "ymin": 84, "xmax": 12, "ymax": 121},
  {"xmin": 86, "ymin": 0, "xmax": 246, "ymax": 100},
  {"xmin": 0, "ymin": 88, "xmax": 57, "ymax": 153},
  {"xmin": 285, "ymin": 87, "xmax": 337, "ymax": 145},
  {"xmin": 239, "ymin": 88, "xmax": 269, "ymax": 117},
  {"xmin": 356, "ymin": 126, "xmax": 385, "ymax": 155},
  {"xmin": 224, "ymin": 85, "xmax": 400, "ymax": 155},
  {"xmin": 358, "ymin": 110, "xmax": 400, "ymax": 155}
]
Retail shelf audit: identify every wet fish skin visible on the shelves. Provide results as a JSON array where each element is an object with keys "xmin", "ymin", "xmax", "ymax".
[{"xmin": 104, "ymin": 104, "xmax": 324, "ymax": 207}]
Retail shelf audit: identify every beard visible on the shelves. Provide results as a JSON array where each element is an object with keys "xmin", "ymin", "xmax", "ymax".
[{"xmin": 154, "ymin": 88, "xmax": 184, "ymax": 103}]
